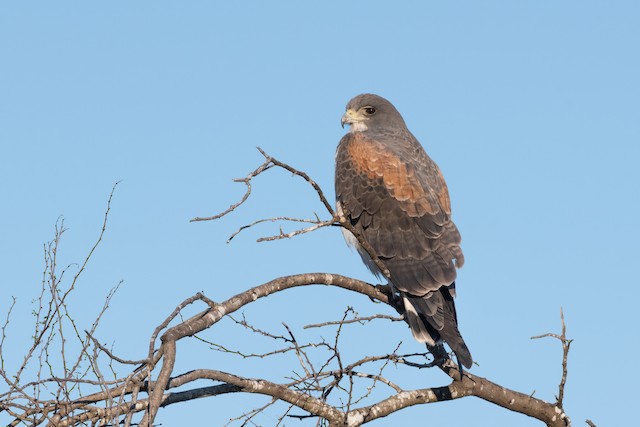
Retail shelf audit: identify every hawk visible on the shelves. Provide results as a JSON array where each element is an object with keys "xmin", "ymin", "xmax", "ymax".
[{"xmin": 335, "ymin": 93, "xmax": 472, "ymax": 368}]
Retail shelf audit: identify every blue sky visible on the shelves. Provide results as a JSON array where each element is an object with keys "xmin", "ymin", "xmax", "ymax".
[{"xmin": 1, "ymin": 2, "xmax": 638, "ymax": 426}]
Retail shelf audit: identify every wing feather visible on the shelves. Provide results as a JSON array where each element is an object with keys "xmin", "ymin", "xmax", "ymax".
[{"xmin": 335, "ymin": 132, "xmax": 462, "ymax": 295}]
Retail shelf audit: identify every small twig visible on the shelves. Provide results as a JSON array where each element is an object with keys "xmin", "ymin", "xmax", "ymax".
[
  {"xmin": 255, "ymin": 147, "xmax": 335, "ymax": 216},
  {"xmin": 86, "ymin": 331, "xmax": 147, "ymax": 366},
  {"xmin": 63, "ymin": 181, "xmax": 119, "ymax": 302},
  {"xmin": 531, "ymin": 307, "xmax": 573, "ymax": 409},
  {"xmin": 227, "ymin": 217, "xmax": 328, "ymax": 243},
  {"xmin": 256, "ymin": 220, "xmax": 336, "ymax": 242},
  {"xmin": 347, "ymin": 371, "xmax": 403, "ymax": 394},
  {"xmin": 282, "ymin": 323, "xmax": 315, "ymax": 380},
  {"xmin": 197, "ymin": 313, "xmax": 332, "ymax": 360},
  {"xmin": 304, "ymin": 314, "xmax": 403, "ymax": 329},
  {"xmin": 230, "ymin": 313, "xmax": 293, "ymax": 342},
  {"xmin": 190, "ymin": 156, "xmax": 273, "ymax": 222},
  {"xmin": 205, "ymin": 340, "xmax": 327, "ymax": 360},
  {"xmin": 225, "ymin": 397, "xmax": 277, "ymax": 427},
  {"xmin": 0, "ymin": 296, "xmax": 17, "ymax": 371}
]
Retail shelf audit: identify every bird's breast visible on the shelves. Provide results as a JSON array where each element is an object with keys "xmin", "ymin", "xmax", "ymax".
[{"xmin": 344, "ymin": 133, "xmax": 429, "ymax": 206}]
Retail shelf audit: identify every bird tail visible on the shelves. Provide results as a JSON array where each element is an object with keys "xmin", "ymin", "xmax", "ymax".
[{"xmin": 402, "ymin": 288, "xmax": 473, "ymax": 369}]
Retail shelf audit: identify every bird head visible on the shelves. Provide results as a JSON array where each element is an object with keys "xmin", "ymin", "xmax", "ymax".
[{"xmin": 341, "ymin": 93, "xmax": 407, "ymax": 133}]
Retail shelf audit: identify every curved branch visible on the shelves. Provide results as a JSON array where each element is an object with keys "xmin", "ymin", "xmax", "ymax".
[{"xmin": 161, "ymin": 274, "xmax": 388, "ymax": 343}]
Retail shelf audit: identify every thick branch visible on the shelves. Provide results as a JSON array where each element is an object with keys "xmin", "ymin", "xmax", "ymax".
[{"xmin": 348, "ymin": 370, "xmax": 569, "ymax": 427}]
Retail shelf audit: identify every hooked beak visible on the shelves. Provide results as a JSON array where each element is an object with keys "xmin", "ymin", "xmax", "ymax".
[{"xmin": 341, "ymin": 109, "xmax": 357, "ymax": 129}]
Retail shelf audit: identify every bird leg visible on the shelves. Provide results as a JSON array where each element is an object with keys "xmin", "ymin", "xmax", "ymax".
[
  {"xmin": 427, "ymin": 343, "xmax": 449, "ymax": 366},
  {"xmin": 427, "ymin": 343, "xmax": 466, "ymax": 381},
  {"xmin": 375, "ymin": 283, "xmax": 404, "ymax": 315}
]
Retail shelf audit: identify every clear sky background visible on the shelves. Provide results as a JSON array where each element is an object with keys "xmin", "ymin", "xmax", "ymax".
[{"xmin": 1, "ymin": 2, "xmax": 638, "ymax": 426}]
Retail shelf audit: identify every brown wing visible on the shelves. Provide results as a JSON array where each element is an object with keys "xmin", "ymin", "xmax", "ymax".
[{"xmin": 335, "ymin": 132, "xmax": 464, "ymax": 296}]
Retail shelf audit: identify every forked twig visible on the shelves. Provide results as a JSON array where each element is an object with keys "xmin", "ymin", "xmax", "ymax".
[
  {"xmin": 531, "ymin": 307, "xmax": 573, "ymax": 409},
  {"xmin": 190, "ymin": 155, "xmax": 273, "ymax": 223},
  {"xmin": 190, "ymin": 147, "xmax": 391, "ymax": 278}
]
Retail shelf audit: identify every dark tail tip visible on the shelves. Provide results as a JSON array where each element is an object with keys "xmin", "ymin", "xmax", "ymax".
[
  {"xmin": 437, "ymin": 318, "xmax": 473, "ymax": 369},
  {"xmin": 452, "ymin": 340, "xmax": 473, "ymax": 369}
]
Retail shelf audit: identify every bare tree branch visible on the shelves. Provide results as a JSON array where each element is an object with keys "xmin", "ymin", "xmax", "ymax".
[
  {"xmin": 190, "ymin": 154, "xmax": 273, "ymax": 223},
  {"xmin": 532, "ymin": 307, "xmax": 573, "ymax": 409},
  {"xmin": 191, "ymin": 148, "xmax": 390, "ymax": 278},
  {"xmin": 2, "ymin": 156, "xmax": 586, "ymax": 427}
]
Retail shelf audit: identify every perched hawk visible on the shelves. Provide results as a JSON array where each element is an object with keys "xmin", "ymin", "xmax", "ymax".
[{"xmin": 335, "ymin": 93, "xmax": 472, "ymax": 368}]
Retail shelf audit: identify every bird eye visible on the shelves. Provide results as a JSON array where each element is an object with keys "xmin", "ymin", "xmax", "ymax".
[{"xmin": 363, "ymin": 106, "xmax": 376, "ymax": 115}]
